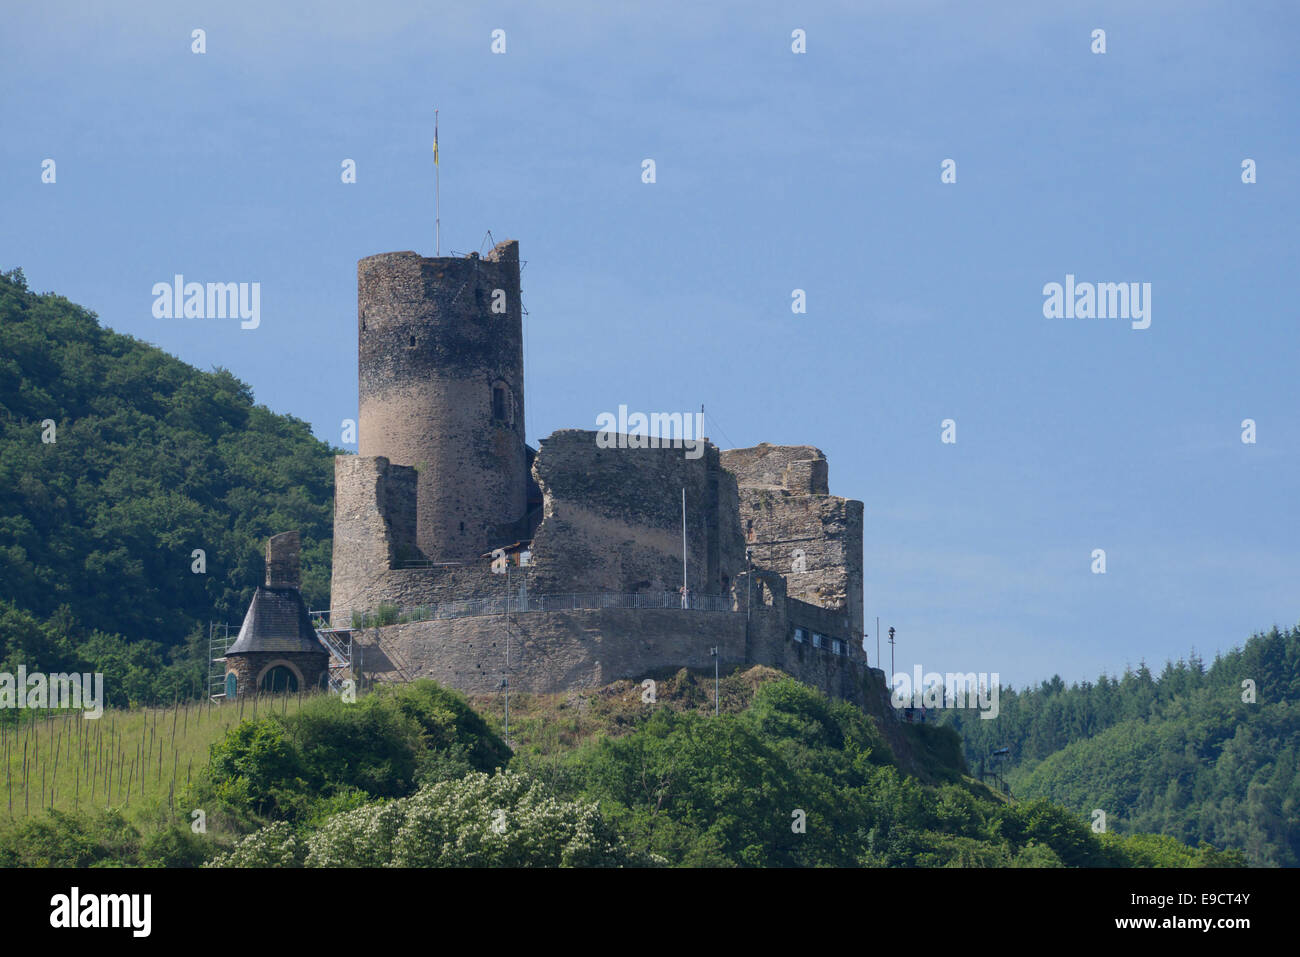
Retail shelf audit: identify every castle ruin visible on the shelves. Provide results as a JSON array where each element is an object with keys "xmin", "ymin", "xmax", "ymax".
[{"xmin": 329, "ymin": 239, "xmax": 873, "ymax": 706}]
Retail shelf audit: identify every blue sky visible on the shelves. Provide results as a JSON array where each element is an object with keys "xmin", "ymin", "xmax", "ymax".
[{"xmin": 4, "ymin": 0, "xmax": 1297, "ymax": 688}]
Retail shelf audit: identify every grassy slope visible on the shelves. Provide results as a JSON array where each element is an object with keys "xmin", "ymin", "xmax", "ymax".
[
  {"xmin": 0, "ymin": 694, "xmax": 311, "ymax": 823},
  {"xmin": 1, "ymin": 666, "xmax": 986, "ymax": 827},
  {"xmin": 470, "ymin": 665, "xmax": 994, "ymax": 795}
]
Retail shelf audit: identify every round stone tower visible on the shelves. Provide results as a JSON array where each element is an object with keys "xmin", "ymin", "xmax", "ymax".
[{"xmin": 357, "ymin": 240, "xmax": 527, "ymax": 562}]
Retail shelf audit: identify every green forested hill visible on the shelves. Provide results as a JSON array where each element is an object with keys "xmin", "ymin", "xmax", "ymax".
[
  {"xmin": 944, "ymin": 625, "xmax": 1300, "ymax": 866},
  {"xmin": 0, "ymin": 267, "xmax": 336, "ymax": 703}
]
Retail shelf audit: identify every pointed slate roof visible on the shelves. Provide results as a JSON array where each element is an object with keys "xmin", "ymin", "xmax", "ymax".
[
  {"xmin": 226, "ymin": 585, "xmax": 326, "ymax": 656},
  {"xmin": 226, "ymin": 531, "xmax": 327, "ymax": 657}
]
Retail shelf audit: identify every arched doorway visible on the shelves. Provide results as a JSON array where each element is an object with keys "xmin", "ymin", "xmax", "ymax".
[
  {"xmin": 259, "ymin": 665, "xmax": 299, "ymax": 694},
  {"xmin": 225, "ymin": 672, "xmax": 237, "ymax": 699}
]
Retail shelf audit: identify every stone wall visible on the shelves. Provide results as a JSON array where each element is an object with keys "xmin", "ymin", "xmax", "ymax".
[
  {"xmin": 330, "ymin": 455, "xmax": 419, "ymax": 619},
  {"xmin": 734, "ymin": 570, "xmax": 870, "ymax": 704},
  {"xmin": 722, "ymin": 444, "xmax": 864, "ymax": 640},
  {"xmin": 352, "ymin": 607, "xmax": 747, "ymax": 695},
  {"xmin": 350, "ymin": 574, "xmax": 871, "ymax": 708},
  {"xmin": 329, "ymin": 434, "xmax": 869, "ymax": 706},
  {"xmin": 526, "ymin": 430, "xmax": 748, "ymax": 598},
  {"xmin": 721, "ymin": 443, "xmax": 828, "ymax": 491}
]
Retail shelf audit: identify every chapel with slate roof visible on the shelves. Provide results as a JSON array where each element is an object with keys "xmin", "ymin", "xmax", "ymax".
[{"xmin": 223, "ymin": 531, "xmax": 329, "ymax": 697}]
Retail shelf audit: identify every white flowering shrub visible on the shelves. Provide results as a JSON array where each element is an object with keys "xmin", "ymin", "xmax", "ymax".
[
  {"xmin": 298, "ymin": 770, "xmax": 642, "ymax": 867},
  {"xmin": 206, "ymin": 821, "xmax": 305, "ymax": 868},
  {"xmin": 388, "ymin": 769, "xmax": 622, "ymax": 867},
  {"xmin": 305, "ymin": 798, "xmax": 406, "ymax": 868},
  {"xmin": 208, "ymin": 770, "xmax": 646, "ymax": 867}
]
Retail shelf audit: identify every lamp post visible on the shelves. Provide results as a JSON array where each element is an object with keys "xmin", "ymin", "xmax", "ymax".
[
  {"xmin": 710, "ymin": 646, "xmax": 719, "ymax": 715},
  {"xmin": 888, "ymin": 626, "xmax": 896, "ymax": 680}
]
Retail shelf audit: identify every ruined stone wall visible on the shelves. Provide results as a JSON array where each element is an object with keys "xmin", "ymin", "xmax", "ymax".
[
  {"xmin": 722, "ymin": 444, "xmax": 864, "ymax": 640},
  {"xmin": 330, "ymin": 455, "xmax": 419, "ymax": 619},
  {"xmin": 357, "ymin": 241, "xmax": 526, "ymax": 563},
  {"xmin": 526, "ymin": 430, "xmax": 748, "ymax": 598},
  {"xmin": 328, "ymin": 435, "xmax": 867, "ymax": 705},
  {"xmin": 721, "ymin": 444, "xmax": 827, "ymax": 491},
  {"xmin": 733, "ymin": 570, "xmax": 870, "ymax": 706},
  {"xmin": 351, "ymin": 607, "xmax": 747, "ymax": 695}
]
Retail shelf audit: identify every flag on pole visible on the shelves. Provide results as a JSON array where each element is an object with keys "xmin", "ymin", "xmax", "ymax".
[{"xmin": 433, "ymin": 118, "xmax": 439, "ymax": 166}]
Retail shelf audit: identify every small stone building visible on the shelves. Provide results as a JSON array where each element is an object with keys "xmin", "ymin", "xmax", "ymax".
[{"xmin": 224, "ymin": 531, "xmax": 329, "ymax": 697}]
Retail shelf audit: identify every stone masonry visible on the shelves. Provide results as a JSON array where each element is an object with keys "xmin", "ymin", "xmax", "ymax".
[
  {"xmin": 357, "ymin": 241, "xmax": 527, "ymax": 563},
  {"xmin": 330, "ymin": 237, "xmax": 870, "ymax": 709},
  {"xmin": 722, "ymin": 444, "xmax": 864, "ymax": 642}
]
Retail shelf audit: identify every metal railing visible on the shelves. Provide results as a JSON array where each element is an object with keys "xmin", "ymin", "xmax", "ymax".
[{"xmin": 341, "ymin": 590, "xmax": 736, "ymax": 629}]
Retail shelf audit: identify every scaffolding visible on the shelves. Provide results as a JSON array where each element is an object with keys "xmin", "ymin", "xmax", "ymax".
[
  {"xmin": 207, "ymin": 621, "xmax": 236, "ymax": 701},
  {"xmin": 310, "ymin": 610, "xmax": 354, "ymax": 694}
]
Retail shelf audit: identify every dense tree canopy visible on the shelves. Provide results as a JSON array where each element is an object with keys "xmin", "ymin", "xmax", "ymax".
[
  {"xmin": 0, "ymin": 267, "xmax": 336, "ymax": 702},
  {"xmin": 944, "ymin": 625, "xmax": 1300, "ymax": 866}
]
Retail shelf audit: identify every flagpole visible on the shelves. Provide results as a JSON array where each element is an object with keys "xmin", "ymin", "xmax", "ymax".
[
  {"xmin": 434, "ymin": 109, "xmax": 440, "ymax": 256},
  {"xmin": 681, "ymin": 487, "xmax": 688, "ymax": 606}
]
